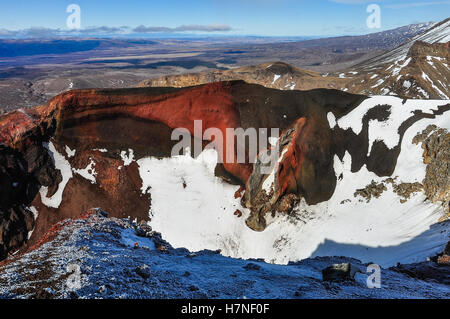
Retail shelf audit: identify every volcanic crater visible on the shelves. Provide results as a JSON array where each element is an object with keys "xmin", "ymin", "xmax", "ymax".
[{"xmin": 0, "ymin": 80, "xmax": 449, "ymax": 264}]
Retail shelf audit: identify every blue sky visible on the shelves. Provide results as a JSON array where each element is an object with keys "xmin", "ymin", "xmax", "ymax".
[{"xmin": 0, "ymin": 0, "xmax": 449, "ymax": 37}]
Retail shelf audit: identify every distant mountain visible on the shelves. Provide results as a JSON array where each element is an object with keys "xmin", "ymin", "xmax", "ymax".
[
  {"xmin": 140, "ymin": 19, "xmax": 449, "ymax": 100},
  {"xmin": 256, "ymin": 21, "xmax": 436, "ymax": 53},
  {"xmin": 139, "ymin": 61, "xmax": 347, "ymax": 91},
  {"xmin": 360, "ymin": 19, "xmax": 449, "ymax": 67},
  {"xmin": 0, "ymin": 22, "xmax": 434, "ymax": 58},
  {"xmin": 344, "ymin": 40, "xmax": 449, "ymax": 99},
  {"xmin": 326, "ymin": 21, "xmax": 436, "ymax": 50},
  {"xmin": 343, "ymin": 18, "xmax": 450, "ymax": 99}
]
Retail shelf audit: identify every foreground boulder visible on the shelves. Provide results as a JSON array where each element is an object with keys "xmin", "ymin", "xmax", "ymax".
[{"xmin": 322, "ymin": 263, "xmax": 363, "ymax": 282}]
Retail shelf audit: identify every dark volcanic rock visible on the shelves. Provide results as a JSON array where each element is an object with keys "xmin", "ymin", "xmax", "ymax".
[
  {"xmin": 413, "ymin": 125, "xmax": 450, "ymax": 210},
  {"xmin": 322, "ymin": 263, "xmax": 363, "ymax": 282},
  {"xmin": 0, "ymin": 142, "xmax": 58, "ymax": 259},
  {"xmin": 243, "ymin": 263, "xmax": 261, "ymax": 271},
  {"xmin": 392, "ymin": 261, "xmax": 450, "ymax": 285},
  {"xmin": 135, "ymin": 265, "xmax": 150, "ymax": 279}
]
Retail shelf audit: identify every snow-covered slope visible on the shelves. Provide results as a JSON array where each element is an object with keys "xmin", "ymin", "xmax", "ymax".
[
  {"xmin": 340, "ymin": 19, "xmax": 449, "ymax": 99},
  {"xmin": 365, "ymin": 18, "xmax": 450, "ymax": 67},
  {"xmin": 134, "ymin": 96, "xmax": 450, "ymax": 268}
]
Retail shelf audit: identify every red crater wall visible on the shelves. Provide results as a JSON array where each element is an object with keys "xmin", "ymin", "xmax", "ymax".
[{"xmin": 0, "ymin": 81, "xmax": 366, "ymax": 257}]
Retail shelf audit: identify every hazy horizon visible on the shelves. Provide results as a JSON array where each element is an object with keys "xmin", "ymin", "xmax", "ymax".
[{"xmin": 0, "ymin": 0, "xmax": 448, "ymax": 38}]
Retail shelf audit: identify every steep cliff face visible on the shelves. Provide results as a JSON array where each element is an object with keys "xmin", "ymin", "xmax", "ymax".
[
  {"xmin": 0, "ymin": 108, "xmax": 60, "ymax": 259},
  {"xmin": 0, "ymin": 81, "xmax": 449, "ymax": 264}
]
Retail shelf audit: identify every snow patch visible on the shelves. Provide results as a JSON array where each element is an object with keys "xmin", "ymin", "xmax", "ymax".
[
  {"xmin": 371, "ymin": 78, "xmax": 384, "ymax": 88},
  {"xmin": 422, "ymin": 71, "xmax": 448, "ymax": 99},
  {"xmin": 29, "ymin": 206, "xmax": 39, "ymax": 220},
  {"xmin": 39, "ymin": 142, "xmax": 73, "ymax": 209},
  {"xmin": 403, "ymin": 80, "xmax": 412, "ymax": 89},
  {"xmin": 416, "ymin": 86, "xmax": 430, "ymax": 99},
  {"xmin": 391, "ymin": 57, "xmax": 411, "ymax": 77},
  {"xmin": 337, "ymin": 96, "xmax": 447, "ymax": 137},
  {"xmin": 272, "ymin": 74, "xmax": 281, "ymax": 84},
  {"xmin": 120, "ymin": 149, "xmax": 135, "ymax": 166},
  {"xmin": 65, "ymin": 145, "xmax": 76, "ymax": 158},
  {"xmin": 327, "ymin": 112, "xmax": 337, "ymax": 128},
  {"xmin": 262, "ymin": 147, "xmax": 288, "ymax": 193},
  {"xmin": 73, "ymin": 158, "xmax": 97, "ymax": 184}
]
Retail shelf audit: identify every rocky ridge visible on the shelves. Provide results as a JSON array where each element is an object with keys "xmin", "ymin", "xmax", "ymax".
[
  {"xmin": 0, "ymin": 210, "xmax": 448, "ymax": 299},
  {"xmin": 139, "ymin": 62, "xmax": 348, "ymax": 92}
]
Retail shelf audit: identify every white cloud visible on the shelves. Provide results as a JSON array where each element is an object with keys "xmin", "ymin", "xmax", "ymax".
[
  {"xmin": 331, "ymin": 0, "xmax": 450, "ymax": 6},
  {"xmin": 384, "ymin": 0, "xmax": 450, "ymax": 8},
  {"xmin": 133, "ymin": 24, "xmax": 233, "ymax": 33},
  {"xmin": 0, "ymin": 24, "xmax": 233, "ymax": 39},
  {"xmin": 330, "ymin": 0, "xmax": 385, "ymax": 3}
]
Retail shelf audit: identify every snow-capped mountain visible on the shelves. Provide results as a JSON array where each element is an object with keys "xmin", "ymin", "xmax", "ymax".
[
  {"xmin": 363, "ymin": 19, "xmax": 450, "ymax": 67},
  {"xmin": 344, "ymin": 40, "xmax": 449, "ymax": 99},
  {"xmin": 342, "ymin": 19, "xmax": 449, "ymax": 99}
]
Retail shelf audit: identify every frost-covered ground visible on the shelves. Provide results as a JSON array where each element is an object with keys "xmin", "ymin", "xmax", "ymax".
[{"xmin": 0, "ymin": 212, "xmax": 448, "ymax": 299}]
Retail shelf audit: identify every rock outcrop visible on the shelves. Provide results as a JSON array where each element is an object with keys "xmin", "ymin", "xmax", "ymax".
[
  {"xmin": 353, "ymin": 178, "xmax": 424, "ymax": 204},
  {"xmin": 321, "ymin": 263, "xmax": 363, "ymax": 282},
  {"xmin": 244, "ymin": 119, "xmax": 306, "ymax": 231},
  {"xmin": 413, "ymin": 125, "xmax": 450, "ymax": 213}
]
